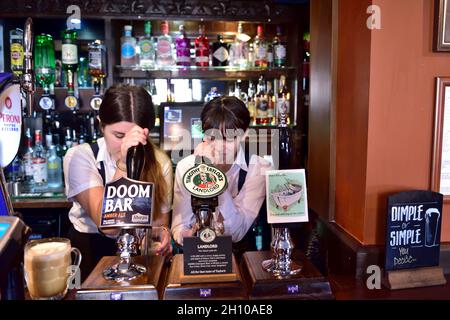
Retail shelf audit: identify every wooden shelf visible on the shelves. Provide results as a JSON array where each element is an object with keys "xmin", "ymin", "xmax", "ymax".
[{"xmin": 116, "ymin": 66, "xmax": 297, "ymax": 80}]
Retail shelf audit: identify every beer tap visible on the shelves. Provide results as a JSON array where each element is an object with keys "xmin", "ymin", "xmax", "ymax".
[
  {"xmin": 22, "ymin": 17, "xmax": 34, "ymax": 117},
  {"xmin": 183, "ymin": 156, "xmax": 228, "ymax": 240},
  {"xmin": 103, "ymin": 144, "xmax": 148, "ymax": 281}
]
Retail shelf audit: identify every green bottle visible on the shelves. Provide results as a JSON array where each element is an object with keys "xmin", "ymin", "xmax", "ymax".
[
  {"xmin": 34, "ymin": 34, "xmax": 55, "ymax": 94},
  {"xmin": 61, "ymin": 29, "xmax": 78, "ymax": 94}
]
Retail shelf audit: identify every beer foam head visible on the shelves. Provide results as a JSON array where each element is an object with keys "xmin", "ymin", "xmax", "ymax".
[{"xmin": 26, "ymin": 241, "xmax": 70, "ymax": 261}]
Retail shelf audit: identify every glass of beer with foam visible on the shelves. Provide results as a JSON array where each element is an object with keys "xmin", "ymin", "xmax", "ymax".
[{"xmin": 24, "ymin": 238, "xmax": 81, "ymax": 300}]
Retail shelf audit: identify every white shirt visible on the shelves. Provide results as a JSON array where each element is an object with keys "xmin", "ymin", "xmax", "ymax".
[
  {"xmin": 171, "ymin": 147, "xmax": 273, "ymax": 244},
  {"xmin": 63, "ymin": 138, "xmax": 173, "ymax": 234}
]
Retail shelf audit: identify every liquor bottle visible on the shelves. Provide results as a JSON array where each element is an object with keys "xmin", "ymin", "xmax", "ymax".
[
  {"xmin": 88, "ymin": 40, "xmax": 107, "ymax": 79},
  {"xmin": 156, "ymin": 21, "xmax": 174, "ymax": 68},
  {"xmin": 35, "ymin": 34, "xmax": 56, "ymax": 95},
  {"xmin": 254, "ymin": 25, "xmax": 268, "ymax": 68},
  {"xmin": 53, "ymin": 133, "xmax": 64, "ymax": 159},
  {"xmin": 247, "ymin": 81, "xmax": 256, "ymax": 125},
  {"xmin": 22, "ymin": 128, "xmax": 34, "ymax": 187},
  {"xmin": 267, "ymin": 44, "xmax": 274, "ymax": 68},
  {"xmin": 234, "ymin": 79, "xmax": 248, "ymax": 102},
  {"xmin": 10, "ymin": 28, "xmax": 24, "ymax": 76},
  {"xmin": 228, "ymin": 81, "xmax": 235, "ymax": 96},
  {"xmin": 175, "ymin": 25, "xmax": 191, "ymax": 66},
  {"xmin": 88, "ymin": 39, "xmax": 107, "ymax": 110},
  {"xmin": 302, "ymin": 32, "xmax": 310, "ymax": 108},
  {"xmin": 89, "ymin": 115, "xmax": 99, "ymax": 144},
  {"xmin": 266, "ymin": 80, "xmax": 275, "ymax": 125},
  {"xmin": 72, "ymin": 129, "xmax": 79, "ymax": 147},
  {"xmin": 47, "ymin": 144, "xmax": 63, "ymax": 189},
  {"xmin": 247, "ymin": 43, "xmax": 255, "ymax": 68},
  {"xmin": 273, "ymin": 26, "xmax": 287, "ymax": 68},
  {"xmin": 121, "ymin": 25, "xmax": 137, "ymax": 67},
  {"xmin": 139, "ymin": 21, "xmax": 155, "ymax": 68},
  {"xmin": 229, "ymin": 22, "xmax": 249, "ymax": 68},
  {"xmin": 35, "ymin": 34, "xmax": 56, "ymax": 111},
  {"xmin": 78, "ymin": 56, "xmax": 89, "ymax": 87},
  {"xmin": 212, "ymin": 34, "xmax": 230, "ymax": 67},
  {"xmin": 276, "ymin": 75, "xmax": 290, "ymax": 125},
  {"xmin": 32, "ymin": 130, "xmax": 48, "ymax": 189},
  {"xmin": 61, "ymin": 29, "xmax": 79, "ymax": 110},
  {"xmin": 255, "ymin": 76, "xmax": 269, "ymax": 125},
  {"xmin": 195, "ymin": 24, "xmax": 210, "ymax": 67}
]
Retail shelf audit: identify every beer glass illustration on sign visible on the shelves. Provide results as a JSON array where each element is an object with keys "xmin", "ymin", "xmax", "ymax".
[{"xmin": 425, "ymin": 208, "xmax": 441, "ymax": 247}]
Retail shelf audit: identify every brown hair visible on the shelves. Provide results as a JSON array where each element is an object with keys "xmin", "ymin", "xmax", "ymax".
[
  {"xmin": 99, "ymin": 84, "xmax": 169, "ymax": 216},
  {"xmin": 201, "ymin": 96, "xmax": 251, "ymax": 135}
]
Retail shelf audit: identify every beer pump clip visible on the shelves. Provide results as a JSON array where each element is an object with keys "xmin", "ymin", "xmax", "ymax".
[
  {"xmin": 100, "ymin": 144, "xmax": 153, "ymax": 281},
  {"xmin": 182, "ymin": 156, "xmax": 228, "ymax": 240}
]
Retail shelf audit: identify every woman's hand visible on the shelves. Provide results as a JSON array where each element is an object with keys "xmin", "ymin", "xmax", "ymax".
[
  {"xmin": 119, "ymin": 125, "xmax": 149, "ymax": 164},
  {"xmin": 194, "ymin": 141, "xmax": 217, "ymax": 164},
  {"xmin": 151, "ymin": 226, "xmax": 173, "ymax": 256}
]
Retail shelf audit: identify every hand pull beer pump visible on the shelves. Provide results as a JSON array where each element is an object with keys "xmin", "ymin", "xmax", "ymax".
[
  {"xmin": 22, "ymin": 18, "xmax": 35, "ymax": 117},
  {"xmin": 102, "ymin": 144, "xmax": 149, "ymax": 281}
]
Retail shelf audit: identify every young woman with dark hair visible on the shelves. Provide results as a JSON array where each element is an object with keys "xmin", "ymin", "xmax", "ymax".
[
  {"xmin": 171, "ymin": 96, "xmax": 273, "ymax": 258},
  {"xmin": 63, "ymin": 85, "xmax": 173, "ymax": 279}
]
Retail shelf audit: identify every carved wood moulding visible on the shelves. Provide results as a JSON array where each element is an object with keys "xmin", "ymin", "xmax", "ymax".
[{"xmin": 0, "ymin": 0, "xmax": 301, "ymax": 22}]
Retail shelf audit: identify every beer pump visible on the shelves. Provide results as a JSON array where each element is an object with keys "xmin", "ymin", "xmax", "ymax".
[
  {"xmin": 102, "ymin": 144, "xmax": 149, "ymax": 281},
  {"xmin": 184, "ymin": 156, "xmax": 228, "ymax": 240},
  {"xmin": 22, "ymin": 18, "xmax": 35, "ymax": 117}
]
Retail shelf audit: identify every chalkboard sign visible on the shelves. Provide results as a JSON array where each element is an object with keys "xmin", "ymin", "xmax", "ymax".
[
  {"xmin": 385, "ymin": 190, "xmax": 443, "ymax": 271},
  {"xmin": 99, "ymin": 177, "xmax": 154, "ymax": 229}
]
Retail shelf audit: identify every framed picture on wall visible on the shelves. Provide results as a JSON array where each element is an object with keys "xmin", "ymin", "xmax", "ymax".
[
  {"xmin": 434, "ymin": 0, "xmax": 450, "ymax": 51},
  {"xmin": 432, "ymin": 77, "xmax": 450, "ymax": 200}
]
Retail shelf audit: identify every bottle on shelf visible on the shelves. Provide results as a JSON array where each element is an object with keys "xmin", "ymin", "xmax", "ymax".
[
  {"xmin": 234, "ymin": 79, "xmax": 248, "ymax": 102},
  {"xmin": 195, "ymin": 24, "xmax": 210, "ymax": 67},
  {"xmin": 266, "ymin": 80, "xmax": 275, "ymax": 125},
  {"xmin": 212, "ymin": 34, "xmax": 230, "ymax": 67},
  {"xmin": 6, "ymin": 155, "xmax": 22, "ymax": 183},
  {"xmin": 34, "ymin": 34, "xmax": 55, "ymax": 96},
  {"xmin": 255, "ymin": 75, "xmax": 269, "ymax": 125},
  {"xmin": 156, "ymin": 21, "xmax": 174, "ymax": 68},
  {"xmin": 139, "ymin": 21, "xmax": 155, "ymax": 69},
  {"xmin": 88, "ymin": 40, "xmax": 107, "ymax": 80},
  {"xmin": 247, "ymin": 81, "xmax": 256, "ymax": 125},
  {"xmin": 229, "ymin": 22, "xmax": 249, "ymax": 69},
  {"xmin": 88, "ymin": 39, "xmax": 107, "ymax": 110},
  {"xmin": 273, "ymin": 25, "xmax": 287, "ymax": 68},
  {"xmin": 121, "ymin": 25, "xmax": 137, "ymax": 67},
  {"xmin": 247, "ymin": 43, "xmax": 255, "ymax": 68},
  {"xmin": 10, "ymin": 28, "xmax": 24, "ymax": 76},
  {"xmin": 267, "ymin": 44, "xmax": 274, "ymax": 69},
  {"xmin": 175, "ymin": 24, "xmax": 191, "ymax": 66},
  {"xmin": 61, "ymin": 28, "xmax": 79, "ymax": 110},
  {"xmin": 22, "ymin": 128, "xmax": 34, "ymax": 188},
  {"xmin": 302, "ymin": 31, "xmax": 310, "ymax": 108},
  {"xmin": 32, "ymin": 130, "xmax": 48, "ymax": 190},
  {"xmin": 47, "ymin": 143, "xmax": 63, "ymax": 190},
  {"xmin": 78, "ymin": 56, "xmax": 90, "ymax": 87},
  {"xmin": 254, "ymin": 25, "xmax": 268, "ymax": 68},
  {"xmin": 276, "ymin": 75, "xmax": 290, "ymax": 125}
]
